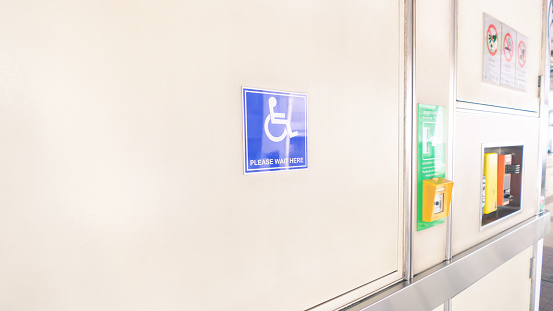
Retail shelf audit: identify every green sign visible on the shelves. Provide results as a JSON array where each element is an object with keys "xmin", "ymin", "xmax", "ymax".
[{"xmin": 417, "ymin": 104, "xmax": 447, "ymax": 231}]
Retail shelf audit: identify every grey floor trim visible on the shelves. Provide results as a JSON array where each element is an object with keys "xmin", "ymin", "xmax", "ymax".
[{"xmin": 342, "ymin": 211, "xmax": 550, "ymax": 311}]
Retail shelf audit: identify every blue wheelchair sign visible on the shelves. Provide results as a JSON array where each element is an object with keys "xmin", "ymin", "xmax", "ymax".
[{"xmin": 243, "ymin": 87, "xmax": 308, "ymax": 174}]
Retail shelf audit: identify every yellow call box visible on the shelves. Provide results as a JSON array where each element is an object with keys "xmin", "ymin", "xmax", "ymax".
[
  {"xmin": 483, "ymin": 153, "xmax": 497, "ymax": 214},
  {"xmin": 422, "ymin": 177, "xmax": 454, "ymax": 222}
]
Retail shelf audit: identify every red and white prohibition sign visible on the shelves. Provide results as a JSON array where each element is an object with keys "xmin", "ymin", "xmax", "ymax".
[
  {"xmin": 486, "ymin": 24, "xmax": 498, "ymax": 55},
  {"xmin": 518, "ymin": 40, "xmax": 527, "ymax": 67},
  {"xmin": 503, "ymin": 32, "xmax": 514, "ymax": 62}
]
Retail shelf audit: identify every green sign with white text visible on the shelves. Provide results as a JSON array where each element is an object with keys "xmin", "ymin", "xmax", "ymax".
[{"xmin": 417, "ymin": 104, "xmax": 447, "ymax": 231}]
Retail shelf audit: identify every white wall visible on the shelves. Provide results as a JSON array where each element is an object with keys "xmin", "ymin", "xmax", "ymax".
[{"xmin": 0, "ymin": 1, "xmax": 405, "ymax": 310}]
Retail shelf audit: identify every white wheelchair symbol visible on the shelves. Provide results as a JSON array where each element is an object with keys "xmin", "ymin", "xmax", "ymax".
[{"xmin": 264, "ymin": 97, "xmax": 298, "ymax": 142}]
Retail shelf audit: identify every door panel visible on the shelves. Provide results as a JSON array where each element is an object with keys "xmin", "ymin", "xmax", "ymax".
[
  {"xmin": 0, "ymin": 1, "xmax": 405, "ymax": 310},
  {"xmin": 453, "ymin": 111, "xmax": 539, "ymax": 255},
  {"xmin": 452, "ymin": 246, "xmax": 533, "ymax": 311}
]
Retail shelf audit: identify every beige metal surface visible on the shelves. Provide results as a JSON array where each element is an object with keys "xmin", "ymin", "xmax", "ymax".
[
  {"xmin": 456, "ymin": 0, "xmax": 542, "ymax": 113},
  {"xmin": 452, "ymin": 111, "xmax": 539, "ymax": 255},
  {"xmin": 452, "ymin": 246, "xmax": 533, "ymax": 311},
  {"xmin": 413, "ymin": 0, "xmax": 452, "ymax": 275},
  {"xmin": 0, "ymin": 1, "xmax": 405, "ymax": 311}
]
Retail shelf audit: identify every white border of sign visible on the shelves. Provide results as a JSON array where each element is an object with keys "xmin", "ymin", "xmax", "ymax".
[{"xmin": 242, "ymin": 87, "xmax": 309, "ymax": 175}]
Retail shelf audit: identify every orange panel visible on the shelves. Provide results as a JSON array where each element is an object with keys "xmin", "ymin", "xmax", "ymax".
[{"xmin": 497, "ymin": 154, "xmax": 506, "ymax": 205}]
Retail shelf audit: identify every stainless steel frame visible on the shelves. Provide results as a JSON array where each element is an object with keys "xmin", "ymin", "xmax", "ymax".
[
  {"xmin": 537, "ymin": 0, "xmax": 551, "ymax": 208},
  {"xmin": 531, "ymin": 0, "xmax": 552, "ymax": 309},
  {"xmin": 444, "ymin": 0, "xmax": 457, "ymax": 309},
  {"xmin": 531, "ymin": 239, "xmax": 544, "ymax": 311},
  {"xmin": 445, "ymin": 0, "xmax": 457, "ymax": 266},
  {"xmin": 404, "ymin": 0, "xmax": 415, "ymax": 283},
  {"xmin": 341, "ymin": 212, "xmax": 550, "ymax": 311}
]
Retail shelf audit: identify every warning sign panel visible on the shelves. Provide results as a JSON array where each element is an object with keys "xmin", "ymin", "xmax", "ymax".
[
  {"xmin": 481, "ymin": 13, "xmax": 529, "ymax": 92},
  {"xmin": 482, "ymin": 14, "xmax": 501, "ymax": 84},
  {"xmin": 242, "ymin": 88, "xmax": 308, "ymax": 174},
  {"xmin": 515, "ymin": 33, "xmax": 528, "ymax": 90},
  {"xmin": 500, "ymin": 23, "xmax": 517, "ymax": 88},
  {"xmin": 486, "ymin": 24, "xmax": 499, "ymax": 56}
]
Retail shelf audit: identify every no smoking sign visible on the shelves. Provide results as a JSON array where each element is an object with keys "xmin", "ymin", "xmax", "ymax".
[
  {"xmin": 482, "ymin": 13, "xmax": 527, "ymax": 90},
  {"xmin": 518, "ymin": 40, "xmax": 526, "ymax": 67},
  {"xmin": 503, "ymin": 32, "xmax": 514, "ymax": 62}
]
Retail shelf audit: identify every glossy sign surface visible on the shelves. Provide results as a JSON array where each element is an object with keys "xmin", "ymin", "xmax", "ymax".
[
  {"xmin": 417, "ymin": 103, "xmax": 446, "ymax": 231},
  {"xmin": 243, "ymin": 88, "xmax": 308, "ymax": 174}
]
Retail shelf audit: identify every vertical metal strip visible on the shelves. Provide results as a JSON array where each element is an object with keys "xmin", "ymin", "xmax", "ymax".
[
  {"xmin": 444, "ymin": 0, "xmax": 457, "ymax": 310},
  {"xmin": 445, "ymin": 0, "xmax": 457, "ymax": 265},
  {"xmin": 531, "ymin": 0, "xmax": 551, "ymax": 309},
  {"xmin": 539, "ymin": 0, "xmax": 551, "ymax": 210},
  {"xmin": 404, "ymin": 0, "xmax": 415, "ymax": 283},
  {"xmin": 531, "ymin": 239, "xmax": 545, "ymax": 311},
  {"xmin": 538, "ymin": 0, "xmax": 552, "ymax": 201}
]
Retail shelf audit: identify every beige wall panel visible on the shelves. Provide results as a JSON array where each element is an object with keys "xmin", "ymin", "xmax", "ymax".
[
  {"xmin": 0, "ymin": 1, "xmax": 404, "ymax": 311},
  {"xmin": 452, "ymin": 246, "xmax": 533, "ymax": 311},
  {"xmin": 416, "ymin": 0, "xmax": 451, "ymax": 107},
  {"xmin": 452, "ymin": 111, "xmax": 539, "ymax": 255},
  {"xmin": 413, "ymin": 0, "xmax": 451, "ymax": 274},
  {"xmin": 457, "ymin": 0, "xmax": 542, "ymax": 112},
  {"xmin": 414, "ymin": 225, "xmax": 448, "ymax": 274}
]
